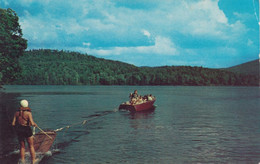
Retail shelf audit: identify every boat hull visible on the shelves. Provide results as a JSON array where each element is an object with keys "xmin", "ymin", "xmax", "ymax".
[{"xmin": 119, "ymin": 99, "xmax": 156, "ymax": 112}]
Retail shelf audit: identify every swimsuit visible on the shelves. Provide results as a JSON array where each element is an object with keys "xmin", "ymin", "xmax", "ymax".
[
  {"xmin": 15, "ymin": 107, "xmax": 33, "ymax": 141},
  {"xmin": 15, "ymin": 124, "xmax": 33, "ymax": 141}
]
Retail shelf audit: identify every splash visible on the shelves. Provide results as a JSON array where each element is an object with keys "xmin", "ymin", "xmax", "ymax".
[{"xmin": 4, "ymin": 150, "xmax": 54, "ymax": 164}]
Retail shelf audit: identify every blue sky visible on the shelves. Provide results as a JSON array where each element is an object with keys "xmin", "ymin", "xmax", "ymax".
[{"xmin": 1, "ymin": 0, "xmax": 259, "ymax": 68}]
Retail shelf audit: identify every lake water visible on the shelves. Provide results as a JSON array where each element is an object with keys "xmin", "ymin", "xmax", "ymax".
[{"xmin": 0, "ymin": 85, "xmax": 260, "ymax": 163}]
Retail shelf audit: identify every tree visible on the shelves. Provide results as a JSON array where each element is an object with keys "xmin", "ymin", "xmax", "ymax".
[{"xmin": 0, "ymin": 8, "xmax": 27, "ymax": 84}]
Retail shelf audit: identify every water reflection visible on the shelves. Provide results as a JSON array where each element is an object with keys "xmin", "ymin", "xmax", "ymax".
[
  {"xmin": 129, "ymin": 106, "xmax": 156, "ymax": 120},
  {"xmin": 122, "ymin": 106, "xmax": 156, "ymax": 131}
]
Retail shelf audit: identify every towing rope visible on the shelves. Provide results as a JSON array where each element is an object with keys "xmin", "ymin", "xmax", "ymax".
[{"xmin": 54, "ymin": 108, "xmax": 118, "ymax": 132}]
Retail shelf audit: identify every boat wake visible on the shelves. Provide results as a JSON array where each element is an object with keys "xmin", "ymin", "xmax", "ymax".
[{"xmin": 82, "ymin": 108, "xmax": 118, "ymax": 119}]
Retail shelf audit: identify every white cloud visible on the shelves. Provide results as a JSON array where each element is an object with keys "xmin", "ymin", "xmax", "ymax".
[
  {"xmin": 20, "ymin": 15, "xmax": 61, "ymax": 47},
  {"xmin": 167, "ymin": 0, "xmax": 229, "ymax": 37},
  {"xmin": 142, "ymin": 29, "xmax": 151, "ymax": 38},
  {"xmin": 19, "ymin": 0, "xmax": 246, "ymax": 48},
  {"xmin": 227, "ymin": 20, "xmax": 248, "ymax": 40},
  {"xmin": 75, "ymin": 36, "xmax": 178, "ymax": 56},
  {"xmin": 83, "ymin": 42, "xmax": 91, "ymax": 47},
  {"xmin": 10, "ymin": 0, "xmax": 255, "ymax": 67},
  {"xmin": 193, "ymin": 0, "xmax": 227, "ymax": 24},
  {"xmin": 63, "ymin": 19, "xmax": 89, "ymax": 35}
]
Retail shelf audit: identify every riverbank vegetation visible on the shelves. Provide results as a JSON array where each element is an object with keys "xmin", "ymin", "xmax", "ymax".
[{"xmin": 13, "ymin": 49, "xmax": 258, "ymax": 86}]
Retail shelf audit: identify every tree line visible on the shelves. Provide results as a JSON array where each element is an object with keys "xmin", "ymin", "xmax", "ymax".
[{"xmin": 13, "ymin": 49, "xmax": 258, "ymax": 86}]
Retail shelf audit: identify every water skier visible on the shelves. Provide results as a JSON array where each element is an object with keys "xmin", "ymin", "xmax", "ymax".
[{"xmin": 12, "ymin": 100, "xmax": 38, "ymax": 164}]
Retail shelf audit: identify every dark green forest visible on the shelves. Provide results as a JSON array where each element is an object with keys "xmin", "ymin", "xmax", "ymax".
[{"xmin": 13, "ymin": 49, "xmax": 258, "ymax": 86}]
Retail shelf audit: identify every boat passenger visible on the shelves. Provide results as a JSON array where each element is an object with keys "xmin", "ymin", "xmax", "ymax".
[
  {"xmin": 130, "ymin": 97, "xmax": 137, "ymax": 104},
  {"xmin": 12, "ymin": 100, "xmax": 37, "ymax": 164},
  {"xmin": 148, "ymin": 94, "xmax": 154, "ymax": 101},
  {"xmin": 143, "ymin": 95, "xmax": 148, "ymax": 101},
  {"xmin": 142, "ymin": 96, "xmax": 147, "ymax": 103},
  {"xmin": 131, "ymin": 90, "xmax": 139, "ymax": 99},
  {"xmin": 136, "ymin": 95, "xmax": 144, "ymax": 104},
  {"xmin": 129, "ymin": 90, "xmax": 139, "ymax": 104}
]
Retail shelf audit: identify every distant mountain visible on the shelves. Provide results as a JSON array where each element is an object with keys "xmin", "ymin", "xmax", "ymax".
[{"xmin": 224, "ymin": 59, "xmax": 259, "ymax": 76}]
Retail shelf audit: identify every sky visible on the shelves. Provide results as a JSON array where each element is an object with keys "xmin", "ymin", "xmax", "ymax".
[{"xmin": 0, "ymin": 0, "xmax": 259, "ymax": 68}]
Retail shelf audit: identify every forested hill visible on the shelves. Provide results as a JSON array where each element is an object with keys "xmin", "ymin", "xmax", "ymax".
[
  {"xmin": 224, "ymin": 59, "xmax": 259, "ymax": 76},
  {"xmin": 15, "ymin": 49, "xmax": 258, "ymax": 86}
]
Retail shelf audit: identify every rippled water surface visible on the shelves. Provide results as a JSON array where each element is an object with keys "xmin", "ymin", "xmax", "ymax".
[{"xmin": 0, "ymin": 85, "xmax": 260, "ymax": 163}]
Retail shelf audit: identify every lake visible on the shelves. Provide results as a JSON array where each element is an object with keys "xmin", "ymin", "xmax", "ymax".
[{"xmin": 0, "ymin": 85, "xmax": 260, "ymax": 163}]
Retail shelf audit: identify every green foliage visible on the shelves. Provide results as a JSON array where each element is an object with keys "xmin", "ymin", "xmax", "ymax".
[
  {"xmin": 16, "ymin": 49, "xmax": 138, "ymax": 85},
  {"xmin": 14, "ymin": 49, "xmax": 259, "ymax": 86},
  {"xmin": 0, "ymin": 8, "xmax": 27, "ymax": 84}
]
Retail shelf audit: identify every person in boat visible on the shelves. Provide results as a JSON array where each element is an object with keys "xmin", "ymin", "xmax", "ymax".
[
  {"xmin": 136, "ymin": 95, "xmax": 144, "ymax": 104},
  {"xmin": 130, "ymin": 97, "xmax": 137, "ymax": 104},
  {"xmin": 148, "ymin": 94, "xmax": 153, "ymax": 101},
  {"xmin": 143, "ymin": 95, "xmax": 148, "ymax": 101},
  {"xmin": 131, "ymin": 90, "xmax": 139, "ymax": 99},
  {"xmin": 12, "ymin": 100, "xmax": 37, "ymax": 164},
  {"xmin": 129, "ymin": 90, "xmax": 139, "ymax": 104}
]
